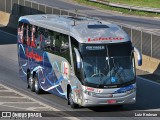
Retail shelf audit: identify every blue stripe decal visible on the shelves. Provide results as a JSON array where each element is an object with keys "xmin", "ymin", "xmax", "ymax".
[{"xmin": 115, "ymin": 84, "xmax": 135, "ymax": 93}]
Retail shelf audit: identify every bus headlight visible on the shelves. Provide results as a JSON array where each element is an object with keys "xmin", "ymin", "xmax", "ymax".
[
  {"xmin": 84, "ymin": 91, "xmax": 96, "ymax": 96},
  {"xmin": 88, "ymin": 92, "xmax": 95, "ymax": 96}
]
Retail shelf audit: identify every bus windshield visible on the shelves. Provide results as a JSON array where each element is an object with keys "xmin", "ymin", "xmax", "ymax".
[{"xmin": 80, "ymin": 42, "xmax": 135, "ymax": 87}]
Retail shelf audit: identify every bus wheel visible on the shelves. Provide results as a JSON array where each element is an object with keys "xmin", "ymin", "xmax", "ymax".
[
  {"xmin": 115, "ymin": 104, "xmax": 124, "ymax": 108},
  {"xmin": 34, "ymin": 76, "xmax": 42, "ymax": 94},
  {"xmin": 69, "ymin": 89, "xmax": 78, "ymax": 109},
  {"xmin": 29, "ymin": 76, "xmax": 35, "ymax": 92},
  {"xmin": 27, "ymin": 71, "xmax": 30, "ymax": 88}
]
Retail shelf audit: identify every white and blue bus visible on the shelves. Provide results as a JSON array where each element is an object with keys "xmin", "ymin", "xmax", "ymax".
[{"xmin": 17, "ymin": 14, "xmax": 142, "ymax": 108}]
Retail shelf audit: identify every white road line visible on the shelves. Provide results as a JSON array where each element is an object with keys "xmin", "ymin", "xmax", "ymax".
[
  {"xmin": 27, "ymin": 107, "xmax": 53, "ymax": 111},
  {"xmin": 0, "ymin": 83, "xmax": 80, "ymax": 120},
  {"xmin": 137, "ymin": 76, "xmax": 160, "ymax": 85},
  {"xmin": 0, "ymin": 90, "xmax": 14, "ymax": 92},
  {"xmin": 0, "ymin": 102, "xmax": 37, "ymax": 104},
  {"xmin": 0, "ymin": 104, "xmax": 36, "ymax": 111},
  {"xmin": 0, "ymin": 90, "xmax": 19, "ymax": 92},
  {"xmin": 0, "ymin": 29, "xmax": 16, "ymax": 37},
  {"xmin": 0, "ymin": 84, "xmax": 59, "ymax": 111},
  {"xmin": 0, "ymin": 96, "xmax": 25, "ymax": 98}
]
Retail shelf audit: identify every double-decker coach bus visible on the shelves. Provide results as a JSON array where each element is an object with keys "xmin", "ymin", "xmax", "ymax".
[{"xmin": 17, "ymin": 14, "xmax": 142, "ymax": 108}]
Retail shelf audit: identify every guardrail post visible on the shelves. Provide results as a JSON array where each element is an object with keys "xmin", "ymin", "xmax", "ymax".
[
  {"xmin": 52, "ymin": 7, "xmax": 54, "ymax": 14},
  {"xmin": 5, "ymin": 0, "xmax": 6, "ymax": 12},
  {"xmin": 141, "ymin": 31, "xmax": 142, "ymax": 53},
  {"xmin": 24, "ymin": 0, "xmax": 25, "ymax": 6},
  {"xmin": 60, "ymin": 9, "xmax": 61, "ymax": 15},
  {"xmin": 18, "ymin": 0, "xmax": 19, "ymax": 15},
  {"xmin": 11, "ymin": 0, "xmax": 12, "ymax": 13},
  {"xmin": 31, "ymin": 1, "xmax": 32, "ymax": 8},
  {"xmin": 67, "ymin": 11, "xmax": 69, "ymax": 16},
  {"xmin": 131, "ymin": 28, "xmax": 132, "ymax": 41},
  {"xmin": 45, "ymin": 5, "xmax": 46, "ymax": 13},
  {"xmin": 151, "ymin": 34, "xmax": 153, "ymax": 57},
  {"xmin": 38, "ymin": 3, "xmax": 39, "ymax": 11},
  {"xmin": 130, "ymin": 6, "xmax": 132, "ymax": 12}
]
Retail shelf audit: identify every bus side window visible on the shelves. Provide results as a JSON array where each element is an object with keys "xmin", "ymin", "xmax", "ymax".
[
  {"xmin": 35, "ymin": 27, "xmax": 45, "ymax": 49},
  {"xmin": 55, "ymin": 34, "xmax": 61, "ymax": 53},
  {"xmin": 49, "ymin": 32, "xmax": 71, "ymax": 64},
  {"xmin": 60, "ymin": 34, "xmax": 69, "ymax": 53},
  {"xmin": 59, "ymin": 34, "xmax": 71, "ymax": 64},
  {"xmin": 45, "ymin": 31, "xmax": 59, "ymax": 53},
  {"xmin": 43, "ymin": 29, "xmax": 51, "ymax": 49},
  {"xmin": 34, "ymin": 26, "xmax": 40, "ymax": 49},
  {"xmin": 30, "ymin": 25, "xmax": 36, "ymax": 48},
  {"xmin": 27, "ymin": 25, "xmax": 31, "ymax": 46},
  {"xmin": 23, "ymin": 23, "xmax": 27, "ymax": 45},
  {"xmin": 48, "ymin": 30, "xmax": 55, "ymax": 51},
  {"xmin": 18, "ymin": 22, "xmax": 24, "ymax": 44},
  {"xmin": 71, "ymin": 37, "xmax": 82, "ymax": 80},
  {"xmin": 21, "ymin": 23, "xmax": 37, "ymax": 48}
]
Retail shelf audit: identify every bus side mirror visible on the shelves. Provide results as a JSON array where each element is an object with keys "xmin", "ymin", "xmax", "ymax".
[
  {"xmin": 134, "ymin": 47, "xmax": 142, "ymax": 66},
  {"xmin": 74, "ymin": 48, "xmax": 82, "ymax": 69}
]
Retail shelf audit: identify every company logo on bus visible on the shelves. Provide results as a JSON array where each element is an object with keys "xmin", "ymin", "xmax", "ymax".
[
  {"xmin": 86, "ymin": 87, "xmax": 94, "ymax": 92},
  {"xmin": 61, "ymin": 61, "xmax": 70, "ymax": 80},
  {"xmin": 88, "ymin": 37, "xmax": 124, "ymax": 42},
  {"xmin": 26, "ymin": 48, "xmax": 42, "ymax": 62}
]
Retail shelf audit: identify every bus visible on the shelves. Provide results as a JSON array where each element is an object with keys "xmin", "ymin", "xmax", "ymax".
[{"xmin": 17, "ymin": 14, "xmax": 142, "ymax": 108}]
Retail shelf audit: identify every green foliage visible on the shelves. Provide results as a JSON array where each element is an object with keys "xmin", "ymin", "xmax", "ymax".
[{"xmin": 108, "ymin": 0, "xmax": 160, "ymax": 8}]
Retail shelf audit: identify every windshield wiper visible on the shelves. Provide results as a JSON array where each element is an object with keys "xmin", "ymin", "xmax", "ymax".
[{"xmin": 97, "ymin": 75, "xmax": 105, "ymax": 88}]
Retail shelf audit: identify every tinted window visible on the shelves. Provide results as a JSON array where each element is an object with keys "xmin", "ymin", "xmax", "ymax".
[
  {"xmin": 107, "ymin": 42, "xmax": 133, "ymax": 57},
  {"xmin": 18, "ymin": 22, "xmax": 71, "ymax": 64},
  {"xmin": 42, "ymin": 30, "xmax": 71, "ymax": 64},
  {"xmin": 18, "ymin": 22, "xmax": 37, "ymax": 48},
  {"xmin": 88, "ymin": 25, "xmax": 109, "ymax": 29}
]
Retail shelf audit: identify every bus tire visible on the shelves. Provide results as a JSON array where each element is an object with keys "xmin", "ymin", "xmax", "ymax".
[
  {"xmin": 29, "ymin": 76, "xmax": 35, "ymax": 92},
  {"xmin": 116, "ymin": 104, "xmax": 123, "ymax": 108},
  {"xmin": 68, "ymin": 88, "xmax": 78, "ymax": 109},
  {"xmin": 34, "ymin": 75, "xmax": 42, "ymax": 94},
  {"xmin": 27, "ymin": 71, "xmax": 30, "ymax": 89}
]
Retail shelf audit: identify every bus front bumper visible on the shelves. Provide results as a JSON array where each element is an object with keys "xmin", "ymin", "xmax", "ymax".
[{"xmin": 81, "ymin": 91, "xmax": 136, "ymax": 107}]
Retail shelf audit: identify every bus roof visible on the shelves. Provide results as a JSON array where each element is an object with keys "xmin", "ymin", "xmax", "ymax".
[{"xmin": 19, "ymin": 14, "xmax": 130, "ymax": 43}]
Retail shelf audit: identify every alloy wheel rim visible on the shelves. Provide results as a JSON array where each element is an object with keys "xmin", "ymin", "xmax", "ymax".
[
  {"xmin": 35, "ymin": 79, "xmax": 38, "ymax": 91},
  {"xmin": 69, "ymin": 91, "xmax": 73, "ymax": 104}
]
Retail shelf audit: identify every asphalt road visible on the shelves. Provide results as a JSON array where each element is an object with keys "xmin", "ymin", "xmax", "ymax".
[
  {"xmin": 30, "ymin": 0, "xmax": 160, "ymax": 33},
  {"xmin": 0, "ymin": 29, "xmax": 160, "ymax": 120}
]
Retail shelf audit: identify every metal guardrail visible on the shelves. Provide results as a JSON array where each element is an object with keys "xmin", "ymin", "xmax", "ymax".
[
  {"xmin": 89, "ymin": 0, "xmax": 160, "ymax": 14},
  {"xmin": 0, "ymin": 0, "xmax": 160, "ymax": 59}
]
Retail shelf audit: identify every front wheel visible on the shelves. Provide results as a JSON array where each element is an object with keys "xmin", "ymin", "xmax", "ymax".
[
  {"xmin": 68, "ymin": 89, "xmax": 79, "ymax": 109},
  {"xmin": 29, "ymin": 77, "xmax": 35, "ymax": 92}
]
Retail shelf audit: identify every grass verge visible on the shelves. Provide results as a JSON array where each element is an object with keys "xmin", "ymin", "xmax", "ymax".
[
  {"xmin": 73, "ymin": 0, "xmax": 160, "ymax": 17},
  {"xmin": 108, "ymin": 0, "xmax": 160, "ymax": 8}
]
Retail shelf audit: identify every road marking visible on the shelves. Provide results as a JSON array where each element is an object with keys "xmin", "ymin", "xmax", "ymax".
[
  {"xmin": 0, "ymin": 29, "xmax": 16, "ymax": 37},
  {"xmin": 0, "ymin": 104, "xmax": 33, "ymax": 110},
  {"xmin": 137, "ymin": 76, "xmax": 160, "ymax": 85},
  {"xmin": 0, "ymin": 83, "xmax": 80, "ymax": 119},
  {"xmin": 0, "ymin": 84, "xmax": 59, "ymax": 111},
  {"xmin": 0, "ymin": 96, "xmax": 25, "ymax": 98},
  {"xmin": 0, "ymin": 102, "xmax": 38, "ymax": 104}
]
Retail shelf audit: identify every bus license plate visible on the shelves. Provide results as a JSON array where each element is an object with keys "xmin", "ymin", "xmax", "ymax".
[{"xmin": 107, "ymin": 100, "xmax": 117, "ymax": 104}]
